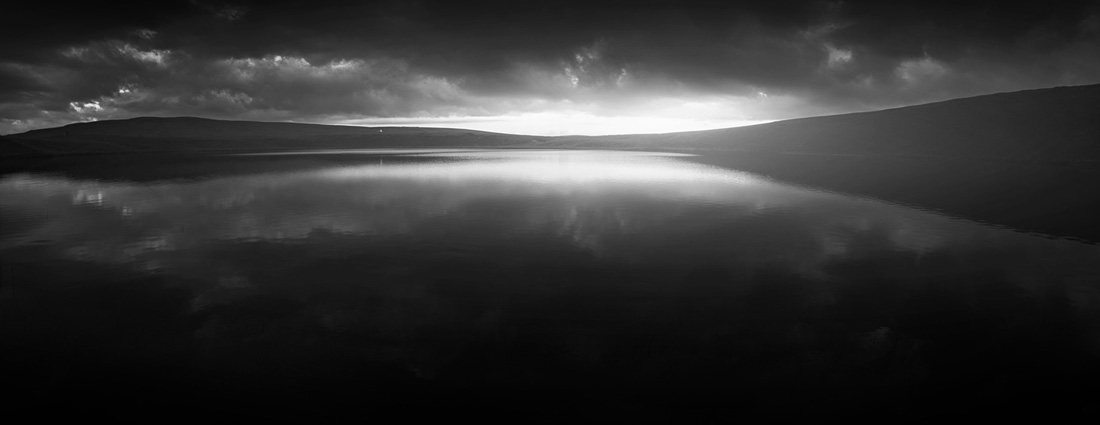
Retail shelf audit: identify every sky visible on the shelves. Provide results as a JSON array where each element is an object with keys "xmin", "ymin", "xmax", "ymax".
[{"xmin": 2, "ymin": 0, "xmax": 1099, "ymax": 136}]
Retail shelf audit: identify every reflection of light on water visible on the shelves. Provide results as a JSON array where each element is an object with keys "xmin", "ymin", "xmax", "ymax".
[
  {"xmin": 413, "ymin": 150, "xmax": 695, "ymax": 159},
  {"xmin": 73, "ymin": 189, "xmax": 105, "ymax": 205},
  {"xmin": 60, "ymin": 235, "xmax": 176, "ymax": 270},
  {"xmin": 0, "ymin": 173, "xmax": 59, "ymax": 190},
  {"xmin": 233, "ymin": 149, "xmax": 487, "ymax": 156},
  {"xmin": 318, "ymin": 151, "xmax": 759, "ymax": 186},
  {"xmin": 5, "ymin": 149, "xmax": 1098, "ymax": 289},
  {"xmin": 235, "ymin": 149, "xmax": 696, "ymax": 158}
]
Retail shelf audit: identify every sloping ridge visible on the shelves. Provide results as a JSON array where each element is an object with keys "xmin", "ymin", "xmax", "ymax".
[
  {"xmin": 564, "ymin": 83, "xmax": 1100, "ymax": 161},
  {"xmin": 0, "ymin": 117, "xmax": 522, "ymax": 156},
  {"xmin": 716, "ymin": 83, "xmax": 1100, "ymax": 160},
  {"xmin": 14, "ymin": 116, "xmax": 504, "ymax": 139}
]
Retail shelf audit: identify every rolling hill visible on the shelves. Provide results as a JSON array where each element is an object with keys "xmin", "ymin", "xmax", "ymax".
[{"xmin": 0, "ymin": 117, "xmax": 535, "ymax": 156}]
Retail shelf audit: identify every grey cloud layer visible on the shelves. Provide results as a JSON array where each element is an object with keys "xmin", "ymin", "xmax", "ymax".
[{"xmin": 2, "ymin": 0, "xmax": 1099, "ymax": 133}]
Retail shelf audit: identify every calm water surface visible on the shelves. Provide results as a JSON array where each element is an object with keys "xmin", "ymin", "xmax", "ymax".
[{"xmin": 2, "ymin": 149, "xmax": 1098, "ymax": 418}]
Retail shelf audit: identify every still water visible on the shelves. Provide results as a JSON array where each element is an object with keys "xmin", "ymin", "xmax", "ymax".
[{"xmin": 2, "ymin": 149, "xmax": 1098, "ymax": 418}]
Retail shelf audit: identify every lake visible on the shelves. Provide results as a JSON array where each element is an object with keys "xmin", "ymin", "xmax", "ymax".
[{"xmin": 2, "ymin": 149, "xmax": 1098, "ymax": 420}]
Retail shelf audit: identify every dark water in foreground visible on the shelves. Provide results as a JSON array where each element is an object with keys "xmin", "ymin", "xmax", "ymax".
[{"xmin": 2, "ymin": 149, "xmax": 1099, "ymax": 420}]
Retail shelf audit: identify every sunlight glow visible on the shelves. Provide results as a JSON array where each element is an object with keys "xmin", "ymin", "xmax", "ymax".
[{"xmin": 337, "ymin": 112, "xmax": 771, "ymax": 136}]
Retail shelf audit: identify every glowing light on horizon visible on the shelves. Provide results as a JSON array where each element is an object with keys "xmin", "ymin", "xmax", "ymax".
[{"xmin": 336, "ymin": 112, "xmax": 772, "ymax": 136}]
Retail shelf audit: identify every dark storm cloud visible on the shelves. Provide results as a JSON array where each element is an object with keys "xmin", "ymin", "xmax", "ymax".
[{"xmin": 2, "ymin": 0, "xmax": 1099, "ymax": 133}]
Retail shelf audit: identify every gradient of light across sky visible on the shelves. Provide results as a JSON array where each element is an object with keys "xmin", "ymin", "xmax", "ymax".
[{"xmin": 1, "ymin": 0, "xmax": 1099, "ymax": 135}]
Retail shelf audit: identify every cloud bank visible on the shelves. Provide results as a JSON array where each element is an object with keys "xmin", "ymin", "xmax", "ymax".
[{"xmin": 2, "ymin": 0, "xmax": 1098, "ymax": 134}]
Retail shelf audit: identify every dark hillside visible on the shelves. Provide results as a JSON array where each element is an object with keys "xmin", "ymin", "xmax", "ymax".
[
  {"xmin": 558, "ymin": 84, "xmax": 1100, "ymax": 162},
  {"xmin": 0, "ymin": 117, "xmax": 530, "ymax": 157}
]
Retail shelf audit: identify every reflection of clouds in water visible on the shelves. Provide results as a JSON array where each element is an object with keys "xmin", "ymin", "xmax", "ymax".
[
  {"xmin": 73, "ymin": 189, "xmax": 105, "ymax": 206},
  {"xmin": 1, "ymin": 150, "xmax": 1098, "ymax": 285},
  {"xmin": 4, "ymin": 151, "xmax": 1100, "ymax": 396},
  {"xmin": 0, "ymin": 152, "xmax": 782, "ymax": 255},
  {"xmin": 819, "ymin": 231, "xmax": 852, "ymax": 258},
  {"xmin": 886, "ymin": 218, "xmax": 950, "ymax": 255},
  {"xmin": 555, "ymin": 205, "xmax": 623, "ymax": 254},
  {"xmin": 813, "ymin": 212, "xmax": 951, "ymax": 258}
]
